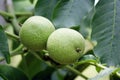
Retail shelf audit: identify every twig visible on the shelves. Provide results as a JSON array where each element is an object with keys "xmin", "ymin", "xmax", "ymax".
[
  {"xmin": 15, "ymin": 12, "xmax": 33, "ymax": 16},
  {"xmin": 5, "ymin": 31, "xmax": 19, "ymax": 41},
  {"xmin": 90, "ymin": 62, "xmax": 107, "ymax": 69},
  {"xmin": 112, "ymin": 68, "xmax": 120, "ymax": 78},
  {"xmin": 65, "ymin": 65, "xmax": 88, "ymax": 80},
  {"xmin": 30, "ymin": 51, "xmax": 43, "ymax": 61},
  {"xmin": 0, "ymin": 10, "xmax": 13, "ymax": 18},
  {"xmin": 10, "ymin": 44, "xmax": 24, "ymax": 55},
  {"xmin": 6, "ymin": 0, "xmax": 21, "ymax": 33},
  {"xmin": 30, "ymin": 51, "xmax": 88, "ymax": 79}
]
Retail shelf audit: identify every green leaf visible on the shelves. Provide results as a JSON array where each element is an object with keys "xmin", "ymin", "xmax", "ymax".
[
  {"xmin": 0, "ymin": 65, "xmax": 29, "ymax": 80},
  {"xmin": 79, "ymin": 54, "xmax": 96, "ymax": 61},
  {"xmin": 52, "ymin": 0, "xmax": 94, "ymax": 28},
  {"xmin": 18, "ymin": 53, "xmax": 48, "ymax": 79},
  {"xmin": 75, "ymin": 54, "xmax": 97, "ymax": 72},
  {"xmin": 89, "ymin": 68, "xmax": 114, "ymax": 80},
  {"xmin": 32, "ymin": 66, "xmax": 56, "ymax": 80},
  {"xmin": 51, "ymin": 69, "xmax": 67, "ymax": 80},
  {"xmin": 0, "ymin": 25, "xmax": 10, "ymax": 63},
  {"xmin": 80, "ymin": 7, "xmax": 95, "ymax": 39},
  {"xmin": 13, "ymin": 0, "xmax": 33, "ymax": 13},
  {"xmin": 29, "ymin": 0, "xmax": 34, "ymax": 3},
  {"xmin": 35, "ymin": 0, "xmax": 60, "ymax": 20},
  {"xmin": 91, "ymin": 0, "xmax": 120, "ymax": 66},
  {"xmin": 110, "ymin": 73, "xmax": 120, "ymax": 80},
  {"xmin": 70, "ymin": 25, "xmax": 80, "ymax": 31}
]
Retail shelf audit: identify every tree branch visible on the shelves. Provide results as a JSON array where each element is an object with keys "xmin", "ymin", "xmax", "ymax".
[
  {"xmin": 0, "ymin": 10, "xmax": 13, "ymax": 18},
  {"xmin": 65, "ymin": 65, "xmax": 89, "ymax": 79},
  {"xmin": 5, "ymin": 31, "xmax": 19, "ymax": 41},
  {"xmin": 6, "ymin": 0, "xmax": 20, "ymax": 34}
]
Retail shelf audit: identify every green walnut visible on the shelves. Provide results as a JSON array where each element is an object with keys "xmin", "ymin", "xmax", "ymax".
[
  {"xmin": 47, "ymin": 28, "xmax": 85, "ymax": 64},
  {"xmin": 19, "ymin": 16, "xmax": 55, "ymax": 51}
]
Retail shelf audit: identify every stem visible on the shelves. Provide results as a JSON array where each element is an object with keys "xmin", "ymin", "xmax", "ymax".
[
  {"xmin": 42, "ymin": 50, "xmax": 49, "ymax": 53},
  {"xmin": 75, "ymin": 60, "xmax": 96, "ymax": 66},
  {"xmin": 0, "ymin": 10, "xmax": 13, "ymax": 18},
  {"xmin": 77, "ymin": 60, "xmax": 120, "ymax": 79},
  {"xmin": 90, "ymin": 63, "xmax": 107, "ymax": 69},
  {"xmin": 113, "ymin": 68, "xmax": 120, "ymax": 73},
  {"xmin": 15, "ymin": 12, "xmax": 33, "ymax": 16},
  {"xmin": 6, "ymin": 0, "xmax": 20, "ymax": 33},
  {"xmin": 30, "ymin": 51, "xmax": 43, "ymax": 61},
  {"xmin": 10, "ymin": 44, "xmax": 24, "ymax": 55},
  {"xmin": 65, "ymin": 65, "xmax": 88, "ymax": 80},
  {"xmin": 112, "ymin": 68, "xmax": 120, "ymax": 78},
  {"xmin": 30, "ymin": 51, "xmax": 55, "ymax": 67},
  {"xmin": 30, "ymin": 51, "xmax": 88, "ymax": 79},
  {"xmin": 75, "ymin": 59, "xmax": 107, "ymax": 71},
  {"xmin": 76, "ymin": 59, "xmax": 107, "ymax": 70},
  {"xmin": 116, "ymin": 72, "xmax": 120, "ymax": 78},
  {"xmin": 5, "ymin": 31, "xmax": 19, "ymax": 41}
]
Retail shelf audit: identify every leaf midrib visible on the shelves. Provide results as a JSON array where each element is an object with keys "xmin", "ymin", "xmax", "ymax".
[{"xmin": 111, "ymin": 0, "xmax": 116, "ymax": 52}]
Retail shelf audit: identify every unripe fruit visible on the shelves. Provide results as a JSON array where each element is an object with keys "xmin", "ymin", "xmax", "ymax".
[
  {"xmin": 47, "ymin": 28, "xmax": 85, "ymax": 64},
  {"xmin": 19, "ymin": 16, "xmax": 55, "ymax": 51}
]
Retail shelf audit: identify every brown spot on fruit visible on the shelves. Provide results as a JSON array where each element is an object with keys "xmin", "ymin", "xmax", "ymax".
[{"xmin": 76, "ymin": 48, "xmax": 81, "ymax": 53}]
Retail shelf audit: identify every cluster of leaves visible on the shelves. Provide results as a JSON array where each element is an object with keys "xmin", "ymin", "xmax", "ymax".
[{"xmin": 0, "ymin": 0, "xmax": 120, "ymax": 80}]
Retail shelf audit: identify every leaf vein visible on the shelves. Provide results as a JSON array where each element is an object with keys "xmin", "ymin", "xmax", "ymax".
[{"xmin": 111, "ymin": 0, "xmax": 116, "ymax": 52}]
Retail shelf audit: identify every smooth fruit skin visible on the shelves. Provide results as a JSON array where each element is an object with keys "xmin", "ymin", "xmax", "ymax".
[
  {"xmin": 47, "ymin": 28, "xmax": 85, "ymax": 64},
  {"xmin": 19, "ymin": 16, "xmax": 55, "ymax": 51}
]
